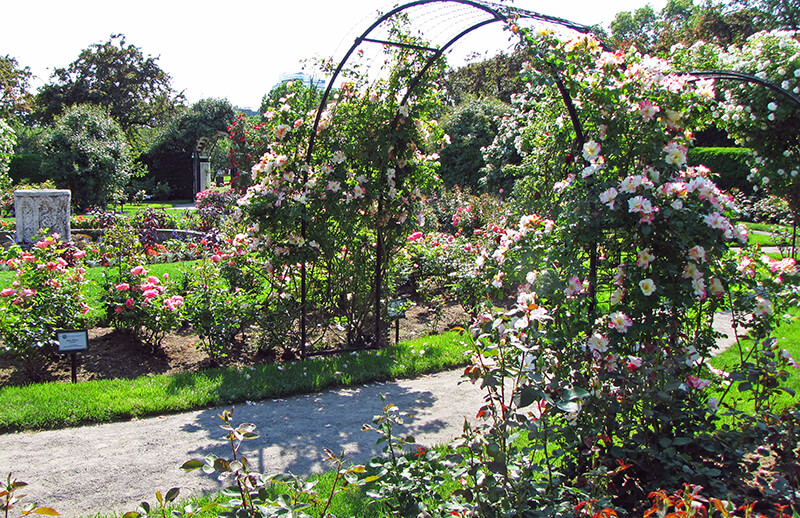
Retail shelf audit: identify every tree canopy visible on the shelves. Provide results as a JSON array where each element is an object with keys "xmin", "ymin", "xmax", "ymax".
[
  {"xmin": 0, "ymin": 55, "xmax": 34, "ymax": 124},
  {"xmin": 33, "ymin": 34, "xmax": 184, "ymax": 132},
  {"xmin": 607, "ymin": 0, "xmax": 791, "ymax": 54}
]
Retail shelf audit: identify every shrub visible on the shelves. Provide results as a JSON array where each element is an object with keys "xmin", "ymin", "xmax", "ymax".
[
  {"xmin": 8, "ymin": 153, "xmax": 45, "ymax": 184},
  {"xmin": 0, "ymin": 236, "xmax": 89, "ymax": 377},
  {"xmin": 185, "ymin": 257, "xmax": 257, "ymax": 363},
  {"xmin": 105, "ymin": 263, "xmax": 185, "ymax": 350},
  {"xmin": 439, "ymin": 97, "xmax": 509, "ymax": 190},
  {"xmin": 688, "ymin": 147, "xmax": 752, "ymax": 192},
  {"xmin": 41, "ymin": 104, "xmax": 134, "ymax": 211}
]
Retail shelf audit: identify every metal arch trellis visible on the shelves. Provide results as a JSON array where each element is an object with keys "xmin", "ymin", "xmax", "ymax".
[
  {"xmin": 294, "ymin": 0, "xmax": 800, "ymax": 357},
  {"xmin": 296, "ymin": 0, "xmax": 599, "ymax": 356}
]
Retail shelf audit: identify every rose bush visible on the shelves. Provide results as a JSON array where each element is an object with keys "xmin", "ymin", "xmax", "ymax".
[
  {"xmin": 0, "ymin": 236, "xmax": 89, "ymax": 376},
  {"xmin": 238, "ymin": 24, "xmax": 446, "ymax": 347},
  {"xmin": 420, "ymin": 27, "xmax": 800, "ymax": 513}
]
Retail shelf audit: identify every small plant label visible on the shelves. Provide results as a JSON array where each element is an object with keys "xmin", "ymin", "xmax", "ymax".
[{"xmin": 56, "ymin": 330, "xmax": 88, "ymax": 353}]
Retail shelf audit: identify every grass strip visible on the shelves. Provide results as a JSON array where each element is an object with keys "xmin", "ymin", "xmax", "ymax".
[
  {"xmin": 0, "ymin": 331, "xmax": 471, "ymax": 433},
  {"xmin": 709, "ymin": 312, "xmax": 800, "ymax": 417}
]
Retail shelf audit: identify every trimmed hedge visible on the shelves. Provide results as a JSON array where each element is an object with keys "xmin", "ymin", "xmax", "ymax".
[{"xmin": 687, "ymin": 147, "xmax": 751, "ymax": 192}]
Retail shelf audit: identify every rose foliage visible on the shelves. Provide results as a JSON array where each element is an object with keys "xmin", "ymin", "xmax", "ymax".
[{"xmin": 237, "ymin": 23, "xmax": 446, "ymax": 347}]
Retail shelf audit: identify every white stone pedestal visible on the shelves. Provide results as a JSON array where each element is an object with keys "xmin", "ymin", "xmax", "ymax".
[{"xmin": 14, "ymin": 189, "xmax": 71, "ymax": 244}]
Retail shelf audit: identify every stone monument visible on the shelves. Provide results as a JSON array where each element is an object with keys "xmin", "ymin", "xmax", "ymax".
[{"xmin": 14, "ymin": 190, "xmax": 71, "ymax": 244}]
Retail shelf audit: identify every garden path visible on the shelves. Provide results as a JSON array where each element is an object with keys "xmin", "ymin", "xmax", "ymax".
[
  {"xmin": 0, "ymin": 315, "xmax": 741, "ymax": 518},
  {"xmin": 0, "ymin": 369, "xmax": 485, "ymax": 518}
]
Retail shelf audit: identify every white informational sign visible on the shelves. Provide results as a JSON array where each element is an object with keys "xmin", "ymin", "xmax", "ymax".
[{"xmin": 56, "ymin": 330, "xmax": 88, "ymax": 353}]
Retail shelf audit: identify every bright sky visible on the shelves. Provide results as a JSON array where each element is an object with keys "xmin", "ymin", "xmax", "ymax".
[{"xmin": 1, "ymin": 0, "xmax": 666, "ymax": 110}]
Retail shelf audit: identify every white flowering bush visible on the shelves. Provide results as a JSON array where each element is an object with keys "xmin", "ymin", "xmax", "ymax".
[
  {"xmin": 675, "ymin": 31, "xmax": 800, "ymax": 212},
  {"xmin": 0, "ymin": 118, "xmax": 14, "ymax": 179},
  {"xmin": 439, "ymin": 27, "xmax": 800, "ymax": 513}
]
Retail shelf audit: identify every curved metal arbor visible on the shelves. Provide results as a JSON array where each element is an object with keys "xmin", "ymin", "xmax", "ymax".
[
  {"xmin": 296, "ymin": 0, "xmax": 800, "ymax": 356},
  {"xmin": 297, "ymin": 0, "xmax": 598, "ymax": 355}
]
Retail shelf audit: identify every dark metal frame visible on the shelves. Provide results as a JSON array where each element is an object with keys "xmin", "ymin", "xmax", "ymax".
[
  {"xmin": 295, "ymin": 0, "xmax": 599, "ymax": 357},
  {"xmin": 293, "ymin": 0, "xmax": 800, "ymax": 357}
]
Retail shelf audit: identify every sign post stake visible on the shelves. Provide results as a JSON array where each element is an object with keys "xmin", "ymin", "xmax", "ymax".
[{"xmin": 56, "ymin": 330, "xmax": 88, "ymax": 384}]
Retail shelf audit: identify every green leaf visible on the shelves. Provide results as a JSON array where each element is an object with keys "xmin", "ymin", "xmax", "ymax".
[
  {"xmin": 181, "ymin": 460, "xmax": 204, "ymax": 471},
  {"xmin": 556, "ymin": 400, "xmax": 581, "ymax": 413},
  {"xmin": 515, "ymin": 386, "xmax": 539, "ymax": 408},
  {"xmin": 562, "ymin": 387, "xmax": 589, "ymax": 401},
  {"xmin": 31, "ymin": 508, "xmax": 60, "ymax": 516},
  {"xmin": 164, "ymin": 488, "xmax": 179, "ymax": 503},
  {"xmin": 122, "ymin": 513, "xmax": 141, "ymax": 518},
  {"xmin": 237, "ymin": 423, "xmax": 257, "ymax": 433}
]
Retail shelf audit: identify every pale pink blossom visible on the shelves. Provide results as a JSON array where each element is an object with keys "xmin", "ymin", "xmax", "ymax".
[
  {"xmin": 582, "ymin": 140, "xmax": 601, "ymax": 162},
  {"xmin": 588, "ymin": 332, "xmax": 609, "ymax": 353},
  {"xmin": 638, "ymin": 100, "xmax": 660, "ymax": 120},
  {"xmin": 564, "ymin": 276, "xmax": 585, "ymax": 297},
  {"xmin": 755, "ymin": 296, "xmax": 773, "ymax": 316},
  {"xmin": 688, "ymin": 246, "xmax": 706, "ymax": 263},
  {"xmin": 274, "ymin": 124, "xmax": 290, "ymax": 140},
  {"xmin": 639, "ymin": 278, "xmax": 656, "ymax": 296},
  {"xmin": 608, "ymin": 311, "xmax": 633, "ymax": 333},
  {"xmin": 664, "ymin": 141, "xmax": 687, "ymax": 166},
  {"xmin": 599, "ymin": 187, "xmax": 618, "ymax": 209},
  {"xmin": 627, "ymin": 356, "xmax": 643, "ymax": 372},
  {"xmin": 687, "ymin": 375, "xmax": 711, "ymax": 390},
  {"xmin": 636, "ymin": 248, "xmax": 655, "ymax": 267},
  {"xmin": 710, "ymin": 277, "xmax": 724, "ymax": 298}
]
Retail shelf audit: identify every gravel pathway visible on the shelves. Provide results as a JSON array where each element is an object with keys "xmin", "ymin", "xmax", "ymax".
[
  {"xmin": 0, "ymin": 370, "xmax": 485, "ymax": 517},
  {"xmin": 0, "ymin": 314, "xmax": 742, "ymax": 518}
]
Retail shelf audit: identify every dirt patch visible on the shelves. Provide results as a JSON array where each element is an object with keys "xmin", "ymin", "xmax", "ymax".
[{"xmin": 0, "ymin": 299, "xmax": 471, "ymax": 387}]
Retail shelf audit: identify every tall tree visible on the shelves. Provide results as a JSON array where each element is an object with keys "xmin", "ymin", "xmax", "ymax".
[
  {"xmin": 141, "ymin": 98, "xmax": 235, "ymax": 199},
  {"xmin": 442, "ymin": 50, "xmax": 531, "ymax": 105},
  {"xmin": 0, "ymin": 55, "xmax": 34, "ymax": 124},
  {"xmin": 608, "ymin": 0, "xmax": 770, "ymax": 55},
  {"xmin": 736, "ymin": 0, "xmax": 800, "ymax": 30},
  {"xmin": 34, "ymin": 34, "xmax": 183, "ymax": 132}
]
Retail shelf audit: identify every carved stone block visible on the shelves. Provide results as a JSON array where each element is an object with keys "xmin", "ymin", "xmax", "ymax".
[{"xmin": 14, "ymin": 190, "xmax": 71, "ymax": 244}]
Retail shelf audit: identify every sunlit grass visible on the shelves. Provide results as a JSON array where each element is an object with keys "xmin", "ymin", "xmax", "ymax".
[
  {"xmin": 0, "ymin": 331, "xmax": 471, "ymax": 433},
  {"xmin": 709, "ymin": 309, "xmax": 800, "ymax": 419}
]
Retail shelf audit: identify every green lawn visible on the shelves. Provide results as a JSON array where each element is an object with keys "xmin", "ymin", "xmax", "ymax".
[
  {"xmin": 710, "ymin": 311, "xmax": 800, "ymax": 417},
  {"xmin": 0, "ymin": 330, "xmax": 471, "ymax": 433}
]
